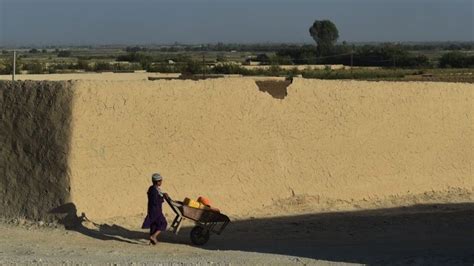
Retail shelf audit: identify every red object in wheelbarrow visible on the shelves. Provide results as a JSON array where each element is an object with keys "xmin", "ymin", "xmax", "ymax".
[{"xmin": 164, "ymin": 195, "xmax": 230, "ymax": 245}]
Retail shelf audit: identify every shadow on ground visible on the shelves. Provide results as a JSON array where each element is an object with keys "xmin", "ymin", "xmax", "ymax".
[
  {"xmin": 200, "ymin": 203, "xmax": 474, "ymax": 264},
  {"xmin": 53, "ymin": 203, "xmax": 474, "ymax": 264},
  {"xmin": 50, "ymin": 203, "xmax": 143, "ymax": 244}
]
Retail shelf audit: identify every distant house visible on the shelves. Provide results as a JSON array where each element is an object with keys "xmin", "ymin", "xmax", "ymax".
[
  {"xmin": 244, "ymin": 58, "xmax": 261, "ymax": 66},
  {"xmin": 167, "ymin": 60, "xmax": 175, "ymax": 65}
]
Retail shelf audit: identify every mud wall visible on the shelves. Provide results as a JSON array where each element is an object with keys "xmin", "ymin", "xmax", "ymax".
[
  {"xmin": 0, "ymin": 81, "xmax": 73, "ymax": 221},
  {"xmin": 68, "ymin": 79, "xmax": 473, "ymax": 220}
]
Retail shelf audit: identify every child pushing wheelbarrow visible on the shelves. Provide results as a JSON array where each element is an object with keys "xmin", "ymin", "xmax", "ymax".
[{"xmin": 142, "ymin": 173, "xmax": 230, "ymax": 245}]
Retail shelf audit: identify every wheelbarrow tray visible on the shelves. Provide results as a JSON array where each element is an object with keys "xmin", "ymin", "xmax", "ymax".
[
  {"xmin": 165, "ymin": 196, "xmax": 230, "ymax": 236},
  {"xmin": 180, "ymin": 205, "xmax": 230, "ymax": 223}
]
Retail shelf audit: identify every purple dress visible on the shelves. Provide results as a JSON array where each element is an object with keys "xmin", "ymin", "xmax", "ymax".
[{"xmin": 142, "ymin": 186, "xmax": 167, "ymax": 235}]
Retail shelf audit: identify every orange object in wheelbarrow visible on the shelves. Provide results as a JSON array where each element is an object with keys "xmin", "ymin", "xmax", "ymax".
[{"xmin": 165, "ymin": 195, "xmax": 230, "ymax": 245}]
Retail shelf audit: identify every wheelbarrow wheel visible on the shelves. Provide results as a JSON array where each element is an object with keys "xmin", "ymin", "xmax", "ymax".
[{"xmin": 190, "ymin": 226, "xmax": 210, "ymax": 245}]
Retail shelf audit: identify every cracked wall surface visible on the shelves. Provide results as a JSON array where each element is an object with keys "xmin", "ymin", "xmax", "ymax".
[{"xmin": 67, "ymin": 78, "xmax": 473, "ymax": 220}]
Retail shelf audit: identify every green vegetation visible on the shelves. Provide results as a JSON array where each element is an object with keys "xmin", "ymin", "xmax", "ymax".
[
  {"xmin": 22, "ymin": 60, "xmax": 45, "ymax": 74},
  {"xmin": 0, "ymin": 42, "xmax": 472, "ymax": 82},
  {"xmin": 439, "ymin": 52, "xmax": 474, "ymax": 68},
  {"xmin": 57, "ymin": 50, "xmax": 72, "ymax": 57},
  {"xmin": 275, "ymin": 43, "xmax": 431, "ymax": 68},
  {"xmin": 309, "ymin": 20, "xmax": 339, "ymax": 56},
  {"xmin": 0, "ymin": 58, "xmax": 21, "ymax": 74}
]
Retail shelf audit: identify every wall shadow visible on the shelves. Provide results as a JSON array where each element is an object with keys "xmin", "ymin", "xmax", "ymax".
[
  {"xmin": 50, "ymin": 202, "xmax": 185, "ymax": 245},
  {"xmin": 50, "ymin": 203, "xmax": 142, "ymax": 244},
  {"xmin": 51, "ymin": 202, "xmax": 474, "ymax": 264},
  {"xmin": 198, "ymin": 203, "xmax": 474, "ymax": 264},
  {"xmin": 0, "ymin": 81, "xmax": 74, "ymax": 222}
]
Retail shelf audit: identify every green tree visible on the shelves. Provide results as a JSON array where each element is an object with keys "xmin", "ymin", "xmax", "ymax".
[
  {"xmin": 216, "ymin": 54, "xmax": 227, "ymax": 62},
  {"xmin": 181, "ymin": 60, "xmax": 203, "ymax": 75},
  {"xmin": 76, "ymin": 59, "xmax": 91, "ymax": 71},
  {"xmin": 23, "ymin": 60, "xmax": 45, "ymax": 74},
  {"xmin": 269, "ymin": 55, "xmax": 293, "ymax": 65},
  {"xmin": 0, "ymin": 58, "xmax": 22, "ymax": 74},
  {"xmin": 0, "ymin": 59, "xmax": 7, "ymax": 74},
  {"xmin": 439, "ymin": 52, "xmax": 474, "ymax": 68},
  {"xmin": 309, "ymin": 20, "xmax": 339, "ymax": 56},
  {"xmin": 93, "ymin": 62, "xmax": 112, "ymax": 71}
]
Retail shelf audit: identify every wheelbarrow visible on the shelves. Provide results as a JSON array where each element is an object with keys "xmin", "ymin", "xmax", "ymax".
[{"xmin": 164, "ymin": 195, "xmax": 230, "ymax": 245}]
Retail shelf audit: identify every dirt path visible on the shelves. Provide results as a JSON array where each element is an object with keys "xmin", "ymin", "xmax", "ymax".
[{"xmin": 1, "ymin": 203, "xmax": 472, "ymax": 265}]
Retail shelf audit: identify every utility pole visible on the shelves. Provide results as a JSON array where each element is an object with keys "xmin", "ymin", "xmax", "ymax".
[
  {"xmin": 12, "ymin": 50, "xmax": 16, "ymax": 81},
  {"xmin": 202, "ymin": 54, "xmax": 205, "ymax": 79},
  {"xmin": 350, "ymin": 48, "xmax": 353, "ymax": 75}
]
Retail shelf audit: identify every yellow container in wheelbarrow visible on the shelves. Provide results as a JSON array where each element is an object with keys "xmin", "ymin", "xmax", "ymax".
[
  {"xmin": 183, "ymin": 197, "xmax": 202, "ymax": 209},
  {"xmin": 167, "ymin": 195, "xmax": 230, "ymax": 245}
]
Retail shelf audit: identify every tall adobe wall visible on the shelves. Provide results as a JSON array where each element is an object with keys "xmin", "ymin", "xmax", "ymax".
[{"xmin": 67, "ymin": 79, "xmax": 473, "ymax": 220}]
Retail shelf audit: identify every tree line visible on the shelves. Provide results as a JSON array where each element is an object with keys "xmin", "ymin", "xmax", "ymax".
[{"xmin": 1, "ymin": 18, "xmax": 473, "ymax": 75}]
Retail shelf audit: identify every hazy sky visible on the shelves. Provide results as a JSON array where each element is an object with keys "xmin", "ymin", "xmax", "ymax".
[{"xmin": 0, "ymin": 0, "xmax": 473, "ymax": 46}]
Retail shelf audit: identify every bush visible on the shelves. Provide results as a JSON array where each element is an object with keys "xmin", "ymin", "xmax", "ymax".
[
  {"xmin": 112, "ymin": 62, "xmax": 142, "ymax": 72},
  {"xmin": 269, "ymin": 55, "xmax": 293, "ymax": 65},
  {"xmin": 439, "ymin": 52, "xmax": 474, "ymax": 68},
  {"xmin": 180, "ymin": 60, "xmax": 206, "ymax": 75},
  {"xmin": 117, "ymin": 52, "xmax": 152, "ymax": 70},
  {"xmin": 22, "ymin": 61, "xmax": 46, "ymax": 74},
  {"xmin": 47, "ymin": 62, "xmax": 75, "ymax": 73},
  {"xmin": 216, "ymin": 54, "xmax": 227, "ymax": 62},
  {"xmin": 267, "ymin": 65, "xmax": 285, "ymax": 76},
  {"xmin": 395, "ymin": 54, "xmax": 431, "ymax": 68},
  {"xmin": 76, "ymin": 59, "xmax": 91, "ymax": 71},
  {"xmin": 93, "ymin": 62, "xmax": 112, "ymax": 71},
  {"xmin": 0, "ymin": 61, "xmax": 7, "ymax": 74},
  {"xmin": 57, "ymin": 50, "xmax": 72, "ymax": 57},
  {"xmin": 125, "ymin": 46, "xmax": 147, "ymax": 53},
  {"xmin": 212, "ymin": 63, "xmax": 249, "ymax": 75},
  {"xmin": 301, "ymin": 68, "xmax": 415, "ymax": 80},
  {"xmin": 277, "ymin": 45, "xmax": 318, "ymax": 64},
  {"xmin": 147, "ymin": 64, "xmax": 177, "ymax": 73},
  {"xmin": 0, "ymin": 58, "xmax": 21, "ymax": 74}
]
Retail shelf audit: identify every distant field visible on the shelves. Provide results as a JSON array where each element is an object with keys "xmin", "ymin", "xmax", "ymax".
[{"xmin": 1, "ymin": 45, "xmax": 473, "ymax": 82}]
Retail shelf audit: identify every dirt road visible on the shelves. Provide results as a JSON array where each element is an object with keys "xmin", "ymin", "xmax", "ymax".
[{"xmin": 1, "ymin": 203, "xmax": 472, "ymax": 265}]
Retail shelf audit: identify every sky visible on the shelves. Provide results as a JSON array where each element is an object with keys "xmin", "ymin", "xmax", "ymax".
[{"xmin": 0, "ymin": 0, "xmax": 473, "ymax": 46}]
